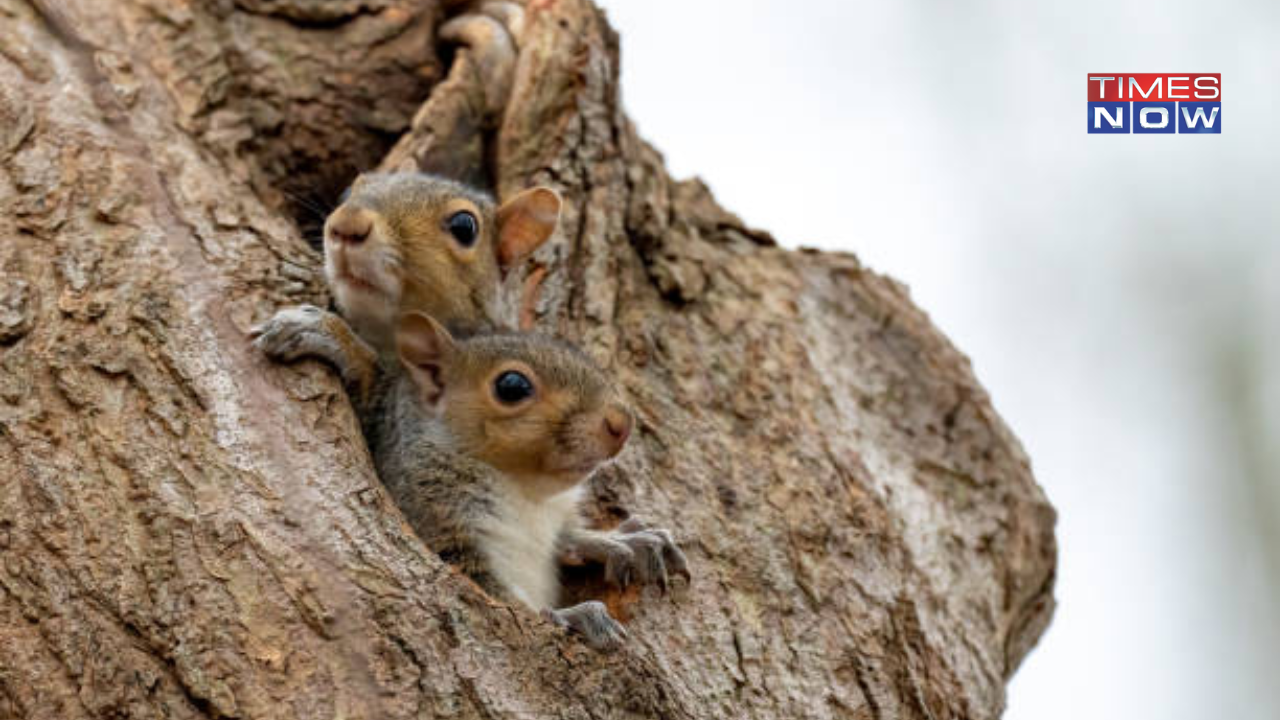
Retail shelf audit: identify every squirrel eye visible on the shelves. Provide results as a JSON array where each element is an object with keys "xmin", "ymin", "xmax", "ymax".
[
  {"xmin": 493, "ymin": 370, "xmax": 534, "ymax": 405},
  {"xmin": 446, "ymin": 211, "xmax": 479, "ymax": 247}
]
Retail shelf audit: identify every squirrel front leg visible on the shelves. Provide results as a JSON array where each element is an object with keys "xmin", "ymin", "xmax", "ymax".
[
  {"xmin": 560, "ymin": 517, "xmax": 691, "ymax": 592},
  {"xmin": 250, "ymin": 305, "xmax": 379, "ymax": 407},
  {"xmin": 542, "ymin": 601, "xmax": 627, "ymax": 652}
]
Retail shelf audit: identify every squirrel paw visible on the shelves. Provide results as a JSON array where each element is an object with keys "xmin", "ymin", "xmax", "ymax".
[
  {"xmin": 250, "ymin": 305, "xmax": 339, "ymax": 362},
  {"xmin": 543, "ymin": 601, "xmax": 626, "ymax": 652},
  {"xmin": 439, "ymin": 13, "xmax": 516, "ymax": 117},
  {"xmin": 605, "ymin": 517, "xmax": 692, "ymax": 592},
  {"xmin": 478, "ymin": 1, "xmax": 525, "ymax": 42}
]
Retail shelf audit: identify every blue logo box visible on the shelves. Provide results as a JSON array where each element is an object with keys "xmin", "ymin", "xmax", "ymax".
[
  {"xmin": 1087, "ymin": 101, "xmax": 1220, "ymax": 134},
  {"xmin": 1087, "ymin": 102, "xmax": 1129, "ymax": 133},
  {"xmin": 1178, "ymin": 102, "xmax": 1221, "ymax": 134}
]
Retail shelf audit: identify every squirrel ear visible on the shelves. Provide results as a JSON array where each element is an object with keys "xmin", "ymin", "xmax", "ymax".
[
  {"xmin": 495, "ymin": 187, "xmax": 561, "ymax": 271},
  {"xmin": 396, "ymin": 312, "xmax": 455, "ymax": 406}
]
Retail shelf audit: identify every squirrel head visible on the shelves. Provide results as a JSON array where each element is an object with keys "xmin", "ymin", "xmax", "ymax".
[
  {"xmin": 395, "ymin": 312, "xmax": 633, "ymax": 495},
  {"xmin": 323, "ymin": 173, "xmax": 561, "ymax": 348},
  {"xmin": 389, "ymin": 311, "xmax": 629, "ymax": 489}
]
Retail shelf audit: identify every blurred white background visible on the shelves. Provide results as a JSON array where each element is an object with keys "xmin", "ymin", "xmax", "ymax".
[{"xmin": 593, "ymin": 1, "xmax": 1280, "ymax": 718}]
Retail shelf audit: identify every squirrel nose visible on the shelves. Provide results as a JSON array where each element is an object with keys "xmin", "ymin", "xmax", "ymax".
[
  {"xmin": 327, "ymin": 208, "xmax": 373, "ymax": 245},
  {"xmin": 602, "ymin": 408, "xmax": 632, "ymax": 453}
]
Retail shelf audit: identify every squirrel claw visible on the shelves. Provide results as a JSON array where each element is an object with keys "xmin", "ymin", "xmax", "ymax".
[
  {"xmin": 605, "ymin": 519, "xmax": 691, "ymax": 592},
  {"xmin": 251, "ymin": 305, "xmax": 330, "ymax": 361},
  {"xmin": 544, "ymin": 601, "xmax": 626, "ymax": 652}
]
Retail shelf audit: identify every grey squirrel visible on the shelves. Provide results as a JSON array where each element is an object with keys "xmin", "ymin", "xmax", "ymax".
[
  {"xmin": 252, "ymin": 172, "xmax": 560, "ymax": 406},
  {"xmin": 253, "ymin": 173, "xmax": 688, "ymax": 649},
  {"xmin": 371, "ymin": 312, "xmax": 687, "ymax": 649}
]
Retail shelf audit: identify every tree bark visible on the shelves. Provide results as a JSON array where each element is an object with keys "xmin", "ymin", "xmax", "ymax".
[{"xmin": 0, "ymin": 0, "xmax": 1056, "ymax": 718}]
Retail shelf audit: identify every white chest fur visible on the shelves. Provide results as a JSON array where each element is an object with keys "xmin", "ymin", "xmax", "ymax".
[{"xmin": 476, "ymin": 482, "xmax": 583, "ymax": 610}]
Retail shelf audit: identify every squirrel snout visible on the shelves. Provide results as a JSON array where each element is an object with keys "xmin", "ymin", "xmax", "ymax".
[
  {"xmin": 327, "ymin": 208, "xmax": 373, "ymax": 246},
  {"xmin": 601, "ymin": 407, "xmax": 632, "ymax": 454}
]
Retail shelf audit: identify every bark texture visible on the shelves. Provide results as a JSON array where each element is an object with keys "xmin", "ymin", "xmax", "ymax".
[{"xmin": 0, "ymin": 0, "xmax": 1056, "ymax": 718}]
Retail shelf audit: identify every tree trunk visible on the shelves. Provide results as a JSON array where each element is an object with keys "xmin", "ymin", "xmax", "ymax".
[{"xmin": 0, "ymin": 0, "xmax": 1056, "ymax": 718}]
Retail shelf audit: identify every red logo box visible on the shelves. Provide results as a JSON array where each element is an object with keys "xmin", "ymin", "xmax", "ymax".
[{"xmin": 1087, "ymin": 74, "xmax": 1221, "ymax": 101}]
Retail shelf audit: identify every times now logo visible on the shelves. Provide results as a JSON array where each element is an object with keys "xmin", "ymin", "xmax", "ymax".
[{"xmin": 1088, "ymin": 74, "xmax": 1221, "ymax": 134}]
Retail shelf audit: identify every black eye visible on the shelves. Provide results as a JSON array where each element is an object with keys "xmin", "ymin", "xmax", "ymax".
[
  {"xmin": 493, "ymin": 370, "xmax": 534, "ymax": 404},
  {"xmin": 446, "ymin": 211, "xmax": 478, "ymax": 247}
]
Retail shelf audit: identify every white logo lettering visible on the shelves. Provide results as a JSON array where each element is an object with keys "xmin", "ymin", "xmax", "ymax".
[
  {"xmin": 1180, "ymin": 105, "xmax": 1219, "ymax": 129},
  {"xmin": 1094, "ymin": 106, "xmax": 1124, "ymax": 129},
  {"xmin": 1139, "ymin": 106, "xmax": 1169, "ymax": 129}
]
